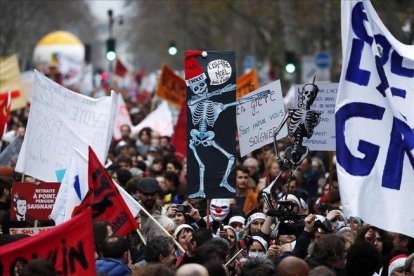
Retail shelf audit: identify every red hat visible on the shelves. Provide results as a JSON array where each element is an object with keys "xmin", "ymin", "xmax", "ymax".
[{"xmin": 185, "ymin": 50, "xmax": 207, "ymax": 86}]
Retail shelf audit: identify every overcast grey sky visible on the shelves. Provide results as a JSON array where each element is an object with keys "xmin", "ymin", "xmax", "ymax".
[{"xmin": 87, "ymin": 0, "xmax": 125, "ymax": 20}]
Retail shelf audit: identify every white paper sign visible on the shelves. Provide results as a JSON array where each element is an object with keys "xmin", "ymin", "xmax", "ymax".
[
  {"xmin": 292, "ymin": 83, "xmax": 338, "ymax": 151},
  {"xmin": 16, "ymin": 71, "xmax": 118, "ymax": 182},
  {"xmin": 207, "ymin": 59, "xmax": 232, "ymax": 85},
  {"xmin": 236, "ymin": 80, "xmax": 287, "ymax": 156}
]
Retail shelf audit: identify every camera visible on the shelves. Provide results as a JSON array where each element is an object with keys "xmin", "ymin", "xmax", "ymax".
[
  {"xmin": 176, "ymin": 204, "xmax": 190, "ymax": 213},
  {"xmin": 266, "ymin": 200, "xmax": 306, "ymax": 236}
]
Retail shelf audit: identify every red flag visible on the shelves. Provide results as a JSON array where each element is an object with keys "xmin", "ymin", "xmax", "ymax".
[
  {"xmin": 0, "ymin": 209, "xmax": 95, "ymax": 276},
  {"xmin": 115, "ymin": 59, "xmax": 128, "ymax": 77},
  {"xmin": 73, "ymin": 147, "xmax": 138, "ymax": 236},
  {"xmin": 170, "ymin": 100, "xmax": 187, "ymax": 161},
  {"xmin": 0, "ymin": 91, "xmax": 11, "ymax": 139}
]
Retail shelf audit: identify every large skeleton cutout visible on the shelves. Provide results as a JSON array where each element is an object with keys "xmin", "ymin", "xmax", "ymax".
[
  {"xmin": 185, "ymin": 51, "xmax": 269, "ymax": 199},
  {"xmin": 263, "ymin": 78, "xmax": 321, "ymax": 201}
]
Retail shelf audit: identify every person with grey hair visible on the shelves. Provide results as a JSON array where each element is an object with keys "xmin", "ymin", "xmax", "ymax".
[
  {"xmin": 142, "ymin": 236, "xmax": 177, "ymax": 269},
  {"xmin": 242, "ymin": 157, "xmax": 260, "ymax": 186},
  {"xmin": 175, "ymin": 263, "xmax": 208, "ymax": 276}
]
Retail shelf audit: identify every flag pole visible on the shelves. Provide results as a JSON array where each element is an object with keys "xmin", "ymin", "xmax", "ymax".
[
  {"xmin": 136, "ymin": 228, "xmax": 146, "ymax": 246},
  {"xmin": 138, "ymin": 204, "xmax": 185, "ymax": 253}
]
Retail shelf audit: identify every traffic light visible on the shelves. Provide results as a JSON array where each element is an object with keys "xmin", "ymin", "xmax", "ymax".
[
  {"xmin": 285, "ymin": 51, "xmax": 298, "ymax": 74},
  {"xmin": 168, "ymin": 42, "xmax": 177, "ymax": 56},
  {"xmin": 106, "ymin": 38, "xmax": 116, "ymax": 61}
]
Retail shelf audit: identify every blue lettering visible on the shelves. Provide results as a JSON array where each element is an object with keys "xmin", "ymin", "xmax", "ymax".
[
  {"xmin": 391, "ymin": 51, "xmax": 414, "ymax": 77},
  {"xmin": 374, "ymin": 34, "xmax": 391, "ymax": 65},
  {"xmin": 352, "ymin": 2, "xmax": 373, "ymax": 44},
  {"xmin": 336, "ymin": 103, "xmax": 385, "ymax": 175},
  {"xmin": 346, "ymin": 39, "xmax": 371, "ymax": 85},
  {"xmin": 382, "ymin": 117, "xmax": 414, "ymax": 190}
]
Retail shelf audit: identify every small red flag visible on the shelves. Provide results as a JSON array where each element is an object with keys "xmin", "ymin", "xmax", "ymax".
[
  {"xmin": 0, "ymin": 91, "xmax": 11, "ymax": 139},
  {"xmin": 73, "ymin": 147, "xmax": 138, "ymax": 236},
  {"xmin": 170, "ymin": 100, "xmax": 187, "ymax": 161},
  {"xmin": 115, "ymin": 59, "xmax": 128, "ymax": 77}
]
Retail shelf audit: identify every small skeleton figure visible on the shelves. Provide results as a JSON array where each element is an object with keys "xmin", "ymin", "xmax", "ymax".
[
  {"xmin": 186, "ymin": 51, "xmax": 270, "ymax": 199},
  {"xmin": 263, "ymin": 78, "xmax": 321, "ymax": 197}
]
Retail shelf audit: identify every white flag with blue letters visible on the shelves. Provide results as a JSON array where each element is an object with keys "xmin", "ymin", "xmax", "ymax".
[{"xmin": 337, "ymin": 0, "xmax": 414, "ymax": 237}]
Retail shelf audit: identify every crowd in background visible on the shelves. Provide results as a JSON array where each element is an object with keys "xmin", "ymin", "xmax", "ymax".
[{"xmin": 1, "ymin": 85, "xmax": 414, "ymax": 276}]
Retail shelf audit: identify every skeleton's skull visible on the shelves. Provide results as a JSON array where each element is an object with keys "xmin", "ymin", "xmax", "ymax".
[
  {"xmin": 190, "ymin": 80, "xmax": 208, "ymax": 95},
  {"xmin": 299, "ymin": 83, "xmax": 318, "ymax": 108},
  {"xmin": 210, "ymin": 198, "xmax": 230, "ymax": 222}
]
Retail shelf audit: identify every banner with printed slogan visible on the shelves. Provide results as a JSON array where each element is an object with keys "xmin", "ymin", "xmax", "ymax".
[
  {"xmin": 0, "ymin": 209, "xmax": 96, "ymax": 276},
  {"xmin": 15, "ymin": 71, "xmax": 118, "ymax": 182},
  {"xmin": 11, "ymin": 182, "xmax": 60, "ymax": 221},
  {"xmin": 185, "ymin": 50, "xmax": 238, "ymax": 199},
  {"xmin": 157, "ymin": 65, "xmax": 187, "ymax": 108},
  {"xmin": 0, "ymin": 55, "xmax": 27, "ymax": 110},
  {"xmin": 237, "ymin": 80, "xmax": 287, "ymax": 157},
  {"xmin": 72, "ymin": 147, "xmax": 138, "ymax": 236},
  {"xmin": 236, "ymin": 68, "xmax": 259, "ymax": 99},
  {"xmin": 337, "ymin": 0, "xmax": 414, "ymax": 237},
  {"xmin": 292, "ymin": 82, "xmax": 338, "ymax": 151}
]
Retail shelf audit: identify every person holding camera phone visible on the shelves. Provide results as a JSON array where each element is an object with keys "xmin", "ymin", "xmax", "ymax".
[{"xmin": 168, "ymin": 203, "xmax": 207, "ymax": 229}]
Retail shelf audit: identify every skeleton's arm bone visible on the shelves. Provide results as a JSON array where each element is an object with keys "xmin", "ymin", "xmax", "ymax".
[
  {"xmin": 273, "ymin": 113, "xmax": 290, "ymax": 161},
  {"xmin": 221, "ymin": 90, "xmax": 271, "ymax": 110}
]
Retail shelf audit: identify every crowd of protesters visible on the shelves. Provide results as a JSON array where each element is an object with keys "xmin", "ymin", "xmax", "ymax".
[{"xmin": 1, "ymin": 85, "xmax": 414, "ymax": 276}]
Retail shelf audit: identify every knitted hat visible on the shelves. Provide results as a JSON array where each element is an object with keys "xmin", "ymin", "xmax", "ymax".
[
  {"xmin": 184, "ymin": 50, "xmax": 207, "ymax": 86},
  {"xmin": 245, "ymin": 210, "xmax": 266, "ymax": 227},
  {"xmin": 174, "ymin": 224, "xmax": 193, "ymax": 238},
  {"xmin": 388, "ymin": 254, "xmax": 407, "ymax": 275}
]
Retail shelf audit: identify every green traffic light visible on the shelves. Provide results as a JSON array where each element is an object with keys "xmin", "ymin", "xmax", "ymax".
[
  {"xmin": 285, "ymin": 63, "xmax": 296, "ymax": 74},
  {"xmin": 106, "ymin": 51, "xmax": 116, "ymax": 61}
]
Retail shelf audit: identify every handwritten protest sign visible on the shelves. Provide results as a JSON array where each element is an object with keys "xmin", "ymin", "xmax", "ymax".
[
  {"xmin": 15, "ymin": 71, "xmax": 118, "ymax": 182},
  {"xmin": 236, "ymin": 80, "xmax": 287, "ymax": 157},
  {"xmin": 9, "ymin": 227, "xmax": 52, "ymax": 236},
  {"xmin": 236, "ymin": 68, "xmax": 259, "ymax": 99},
  {"xmin": 0, "ymin": 209, "xmax": 95, "ymax": 276},
  {"xmin": 156, "ymin": 65, "xmax": 186, "ymax": 108},
  {"xmin": 293, "ymin": 82, "xmax": 338, "ymax": 151},
  {"xmin": 11, "ymin": 182, "xmax": 60, "ymax": 221}
]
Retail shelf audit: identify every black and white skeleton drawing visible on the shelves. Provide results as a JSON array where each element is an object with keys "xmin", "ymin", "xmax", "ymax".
[
  {"xmin": 186, "ymin": 52, "xmax": 270, "ymax": 198},
  {"xmin": 263, "ymin": 78, "xmax": 321, "ymax": 200}
]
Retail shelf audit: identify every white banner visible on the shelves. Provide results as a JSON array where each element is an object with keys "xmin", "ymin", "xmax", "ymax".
[
  {"xmin": 113, "ymin": 93, "xmax": 132, "ymax": 140},
  {"xmin": 131, "ymin": 101, "xmax": 173, "ymax": 136},
  {"xmin": 16, "ymin": 71, "xmax": 118, "ymax": 182},
  {"xmin": 337, "ymin": 0, "xmax": 414, "ymax": 237},
  {"xmin": 293, "ymin": 82, "xmax": 338, "ymax": 151},
  {"xmin": 236, "ymin": 80, "xmax": 287, "ymax": 156}
]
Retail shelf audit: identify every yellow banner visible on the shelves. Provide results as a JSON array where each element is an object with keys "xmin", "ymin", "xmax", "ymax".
[
  {"xmin": 0, "ymin": 55, "xmax": 27, "ymax": 110},
  {"xmin": 156, "ymin": 65, "xmax": 186, "ymax": 108},
  {"xmin": 236, "ymin": 68, "xmax": 259, "ymax": 99}
]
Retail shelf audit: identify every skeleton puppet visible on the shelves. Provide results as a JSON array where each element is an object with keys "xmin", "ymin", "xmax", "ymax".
[
  {"xmin": 185, "ymin": 51, "xmax": 270, "ymax": 199},
  {"xmin": 263, "ymin": 79, "xmax": 321, "ymax": 199}
]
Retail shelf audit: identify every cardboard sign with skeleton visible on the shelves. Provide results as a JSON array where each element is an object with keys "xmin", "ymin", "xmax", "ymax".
[
  {"xmin": 263, "ymin": 78, "xmax": 321, "ymax": 198},
  {"xmin": 185, "ymin": 51, "xmax": 270, "ymax": 199}
]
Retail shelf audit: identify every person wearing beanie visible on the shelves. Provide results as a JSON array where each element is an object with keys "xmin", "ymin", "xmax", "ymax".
[
  {"xmin": 244, "ymin": 209, "xmax": 266, "ymax": 236},
  {"xmin": 388, "ymin": 254, "xmax": 407, "ymax": 276}
]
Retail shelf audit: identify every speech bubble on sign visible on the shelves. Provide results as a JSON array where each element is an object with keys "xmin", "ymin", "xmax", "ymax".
[{"xmin": 207, "ymin": 59, "xmax": 232, "ymax": 85}]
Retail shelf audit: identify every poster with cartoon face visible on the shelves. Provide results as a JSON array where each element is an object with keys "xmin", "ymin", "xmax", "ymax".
[{"xmin": 185, "ymin": 50, "xmax": 236, "ymax": 199}]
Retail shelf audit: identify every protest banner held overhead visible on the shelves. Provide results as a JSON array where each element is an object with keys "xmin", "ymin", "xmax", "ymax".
[
  {"xmin": 11, "ymin": 182, "xmax": 60, "ymax": 221},
  {"xmin": 15, "ymin": 71, "xmax": 118, "ymax": 182},
  {"xmin": 236, "ymin": 80, "xmax": 287, "ymax": 157},
  {"xmin": 185, "ymin": 50, "xmax": 238, "ymax": 199},
  {"xmin": 0, "ymin": 55, "xmax": 27, "ymax": 110},
  {"xmin": 337, "ymin": 0, "xmax": 414, "ymax": 237},
  {"xmin": 236, "ymin": 68, "xmax": 259, "ymax": 99},
  {"xmin": 293, "ymin": 82, "xmax": 338, "ymax": 151},
  {"xmin": 113, "ymin": 92, "xmax": 132, "ymax": 141},
  {"xmin": 0, "ymin": 209, "xmax": 96, "ymax": 276},
  {"xmin": 156, "ymin": 64, "xmax": 187, "ymax": 108}
]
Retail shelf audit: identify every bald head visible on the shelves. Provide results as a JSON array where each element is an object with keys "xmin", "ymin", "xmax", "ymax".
[
  {"xmin": 175, "ymin": 263, "xmax": 208, "ymax": 276},
  {"xmin": 277, "ymin": 256, "xmax": 309, "ymax": 276}
]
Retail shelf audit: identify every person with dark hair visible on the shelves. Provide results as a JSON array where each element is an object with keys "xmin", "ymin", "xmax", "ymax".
[
  {"xmin": 176, "ymin": 228, "xmax": 213, "ymax": 268},
  {"xmin": 345, "ymin": 240, "xmax": 381, "ymax": 276},
  {"xmin": 114, "ymin": 168, "xmax": 132, "ymax": 187},
  {"xmin": 116, "ymin": 154, "xmax": 132, "ymax": 170},
  {"xmin": 358, "ymin": 225, "xmax": 393, "ymax": 268},
  {"xmin": 143, "ymin": 236, "xmax": 176, "ymax": 269},
  {"xmin": 389, "ymin": 232, "xmax": 414, "ymax": 254},
  {"xmin": 306, "ymin": 234, "xmax": 347, "ymax": 274},
  {"xmin": 20, "ymin": 259, "xmax": 57, "ymax": 276},
  {"xmin": 240, "ymin": 256, "xmax": 276, "ymax": 276},
  {"xmin": 203, "ymin": 260, "xmax": 228, "ymax": 276},
  {"xmin": 162, "ymin": 171, "xmax": 184, "ymax": 207},
  {"xmin": 93, "ymin": 221, "xmax": 113, "ymax": 259},
  {"xmin": 195, "ymin": 238, "xmax": 229, "ymax": 264},
  {"xmin": 165, "ymin": 159, "xmax": 183, "ymax": 175},
  {"xmin": 235, "ymin": 166, "xmax": 258, "ymax": 215},
  {"xmin": 96, "ymin": 236, "xmax": 131, "ymax": 276},
  {"xmin": 136, "ymin": 127, "xmax": 153, "ymax": 156},
  {"xmin": 125, "ymin": 176, "xmax": 141, "ymax": 201}
]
